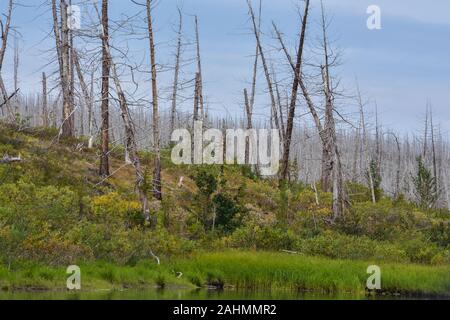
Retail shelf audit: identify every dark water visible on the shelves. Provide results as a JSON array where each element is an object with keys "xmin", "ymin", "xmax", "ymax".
[{"xmin": 0, "ymin": 288, "xmax": 432, "ymax": 300}]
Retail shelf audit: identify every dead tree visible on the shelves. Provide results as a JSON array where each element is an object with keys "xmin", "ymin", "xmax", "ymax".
[
  {"xmin": 194, "ymin": 15, "xmax": 205, "ymax": 120},
  {"xmin": 52, "ymin": 0, "xmax": 74, "ymax": 137},
  {"xmin": 146, "ymin": 0, "xmax": 162, "ymax": 201},
  {"xmin": 422, "ymin": 104, "xmax": 429, "ymax": 159},
  {"xmin": 280, "ymin": 0, "xmax": 310, "ymax": 183},
  {"xmin": 352, "ymin": 109, "xmax": 362, "ymax": 182},
  {"xmin": 244, "ymin": 88, "xmax": 251, "ymax": 163},
  {"xmin": 73, "ymin": 50, "xmax": 92, "ymax": 138},
  {"xmin": 42, "ymin": 72, "xmax": 49, "ymax": 127},
  {"xmin": 88, "ymin": 70, "xmax": 95, "ymax": 147},
  {"xmin": 247, "ymin": 1, "xmax": 281, "ymax": 138},
  {"xmin": 92, "ymin": 1, "xmax": 151, "ymax": 222},
  {"xmin": 0, "ymin": 154, "xmax": 21, "ymax": 164},
  {"xmin": 357, "ymin": 84, "xmax": 376, "ymax": 203},
  {"xmin": 275, "ymin": 1, "xmax": 345, "ymax": 218},
  {"xmin": 69, "ymin": 0, "xmax": 75, "ymax": 134},
  {"xmin": 249, "ymin": 0, "xmax": 261, "ymax": 112},
  {"xmin": 321, "ymin": 13, "xmax": 345, "ymax": 218},
  {"xmin": 170, "ymin": 8, "xmax": 183, "ymax": 134},
  {"xmin": 272, "ymin": 68, "xmax": 285, "ymax": 141},
  {"xmin": 99, "ymin": 0, "xmax": 110, "ymax": 177},
  {"xmin": 13, "ymin": 35, "xmax": 19, "ymax": 113},
  {"xmin": 375, "ymin": 103, "xmax": 382, "ymax": 175},
  {"xmin": 0, "ymin": 0, "xmax": 13, "ymax": 117},
  {"xmin": 387, "ymin": 131, "xmax": 401, "ymax": 199},
  {"xmin": 430, "ymin": 108, "xmax": 438, "ymax": 194},
  {"xmin": 244, "ymin": 0, "xmax": 260, "ymax": 165},
  {"xmin": 193, "ymin": 72, "xmax": 201, "ymax": 123}
]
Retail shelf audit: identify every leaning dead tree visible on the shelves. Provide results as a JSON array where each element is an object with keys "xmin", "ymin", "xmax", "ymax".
[
  {"xmin": 280, "ymin": 0, "xmax": 310, "ymax": 184},
  {"xmin": 0, "ymin": 0, "xmax": 14, "ymax": 118},
  {"xmin": 73, "ymin": 50, "xmax": 93, "ymax": 143},
  {"xmin": 274, "ymin": 0, "xmax": 345, "ymax": 219},
  {"xmin": 146, "ymin": 0, "xmax": 163, "ymax": 202},
  {"xmin": 247, "ymin": 1, "xmax": 281, "ymax": 138},
  {"xmin": 51, "ymin": 0, "xmax": 74, "ymax": 137}
]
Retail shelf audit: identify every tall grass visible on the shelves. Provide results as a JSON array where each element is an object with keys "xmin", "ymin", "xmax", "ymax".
[
  {"xmin": 1, "ymin": 251, "xmax": 449, "ymax": 296},
  {"xmin": 171, "ymin": 251, "xmax": 450, "ymax": 295}
]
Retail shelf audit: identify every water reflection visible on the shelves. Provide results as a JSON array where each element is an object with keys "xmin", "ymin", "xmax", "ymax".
[{"xmin": 0, "ymin": 287, "xmax": 428, "ymax": 300}]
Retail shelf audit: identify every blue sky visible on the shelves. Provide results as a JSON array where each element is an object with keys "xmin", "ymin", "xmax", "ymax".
[{"xmin": 1, "ymin": 0, "xmax": 450, "ymax": 134}]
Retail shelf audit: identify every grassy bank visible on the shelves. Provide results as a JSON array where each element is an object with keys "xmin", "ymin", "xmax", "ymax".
[{"xmin": 1, "ymin": 251, "xmax": 449, "ymax": 297}]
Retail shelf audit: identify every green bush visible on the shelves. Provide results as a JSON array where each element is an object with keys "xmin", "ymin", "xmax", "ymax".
[{"xmin": 295, "ymin": 231, "xmax": 409, "ymax": 263}]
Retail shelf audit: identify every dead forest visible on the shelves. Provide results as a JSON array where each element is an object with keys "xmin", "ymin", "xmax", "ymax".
[{"xmin": 1, "ymin": 0, "xmax": 449, "ymax": 222}]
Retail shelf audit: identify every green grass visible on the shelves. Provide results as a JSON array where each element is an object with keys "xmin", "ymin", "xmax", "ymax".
[
  {"xmin": 172, "ymin": 251, "xmax": 450, "ymax": 295},
  {"xmin": 1, "ymin": 251, "xmax": 449, "ymax": 297}
]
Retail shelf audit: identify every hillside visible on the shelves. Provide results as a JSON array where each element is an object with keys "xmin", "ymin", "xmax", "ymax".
[{"xmin": 0, "ymin": 123, "xmax": 449, "ymax": 295}]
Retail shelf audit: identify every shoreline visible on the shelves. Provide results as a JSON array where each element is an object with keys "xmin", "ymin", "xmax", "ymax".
[{"xmin": 1, "ymin": 251, "xmax": 449, "ymax": 298}]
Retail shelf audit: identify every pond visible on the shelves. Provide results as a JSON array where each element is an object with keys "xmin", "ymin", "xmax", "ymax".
[{"xmin": 0, "ymin": 288, "xmax": 430, "ymax": 300}]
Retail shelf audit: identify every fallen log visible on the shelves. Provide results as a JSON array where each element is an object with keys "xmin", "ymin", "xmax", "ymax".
[{"xmin": 0, "ymin": 154, "xmax": 22, "ymax": 164}]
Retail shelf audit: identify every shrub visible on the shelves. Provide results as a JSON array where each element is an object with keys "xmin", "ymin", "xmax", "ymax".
[
  {"xmin": 294, "ymin": 230, "xmax": 409, "ymax": 263},
  {"xmin": 212, "ymin": 193, "xmax": 241, "ymax": 233},
  {"xmin": 224, "ymin": 221, "xmax": 297, "ymax": 251}
]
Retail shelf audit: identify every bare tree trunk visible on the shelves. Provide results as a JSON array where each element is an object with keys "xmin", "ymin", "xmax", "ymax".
[
  {"xmin": 320, "ymin": 1, "xmax": 344, "ymax": 219},
  {"xmin": 13, "ymin": 36, "xmax": 19, "ymax": 113},
  {"xmin": 42, "ymin": 72, "xmax": 48, "ymax": 127},
  {"xmin": 73, "ymin": 50, "xmax": 91, "ymax": 137},
  {"xmin": 249, "ymin": 0, "xmax": 261, "ymax": 111},
  {"xmin": 92, "ymin": 1, "xmax": 151, "ymax": 222},
  {"xmin": 274, "ymin": 18, "xmax": 326, "ymax": 186},
  {"xmin": 280, "ymin": 0, "xmax": 310, "ymax": 183},
  {"xmin": 273, "ymin": 70, "xmax": 285, "ymax": 141},
  {"xmin": 60, "ymin": 0, "xmax": 74, "ymax": 137},
  {"xmin": 146, "ymin": 0, "xmax": 162, "ymax": 202},
  {"xmin": 443, "ymin": 171, "xmax": 450, "ymax": 210},
  {"xmin": 88, "ymin": 70, "xmax": 94, "ymax": 147},
  {"xmin": 357, "ymin": 84, "xmax": 376, "ymax": 203},
  {"xmin": 194, "ymin": 16, "xmax": 205, "ymax": 120},
  {"xmin": 99, "ymin": 0, "xmax": 110, "ymax": 177},
  {"xmin": 423, "ymin": 104, "xmax": 429, "ymax": 159},
  {"xmin": 0, "ymin": 76, "xmax": 16, "ymax": 118},
  {"xmin": 170, "ymin": 8, "xmax": 182, "ymax": 134},
  {"xmin": 244, "ymin": 88, "xmax": 252, "ymax": 164},
  {"xmin": 244, "ymin": 0, "xmax": 260, "ymax": 167},
  {"xmin": 193, "ymin": 72, "xmax": 201, "ymax": 123},
  {"xmin": 68, "ymin": 0, "xmax": 75, "ymax": 134},
  {"xmin": 391, "ymin": 132, "xmax": 401, "ymax": 199},
  {"xmin": 375, "ymin": 103, "xmax": 382, "ymax": 178},
  {"xmin": 430, "ymin": 108, "xmax": 438, "ymax": 194},
  {"xmin": 191, "ymin": 72, "xmax": 201, "ymax": 164},
  {"xmin": 247, "ymin": 1, "xmax": 281, "ymax": 138},
  {"xmin": 352, "ymin": 116, "xmax": 361, "ymax": 182},
  {"xmin": 319, "ymin": 0, "xmax": 337, "ymax": 195},
  {"xmin": 0, "ymin": 0, "xmax": 13, "ymax": 117},
  {"xmin": 0, "ymin": 0, "xmax": 13, "ymax": 72}
]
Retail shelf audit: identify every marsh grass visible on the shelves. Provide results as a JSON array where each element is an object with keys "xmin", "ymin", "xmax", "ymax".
[
  {"xmin": 0, "ymin": 251, "xmax": 448, "ymax": 296},
  {"xmin": 172, "ymin": 251, "xmax": 450, "ymax": 295}
]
